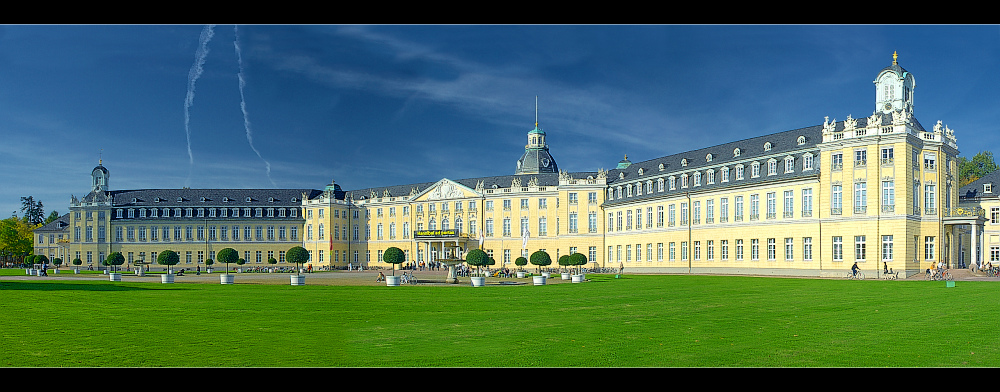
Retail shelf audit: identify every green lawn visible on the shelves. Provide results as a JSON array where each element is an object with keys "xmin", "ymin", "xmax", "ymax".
[{"xmin": 1, "ymin": 272, "xmax": 996, "ymax": 367}]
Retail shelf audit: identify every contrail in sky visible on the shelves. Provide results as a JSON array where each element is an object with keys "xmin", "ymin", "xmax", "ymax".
[
  {"xmin": 184, "ymin": 24, "xmax": 215, "ymax": 187},
  {"xmin": 234, "ymin": 25, "xmax": 276, "ymax": 187}
]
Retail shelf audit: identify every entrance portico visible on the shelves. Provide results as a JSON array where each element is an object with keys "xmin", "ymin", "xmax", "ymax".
[
  {"xmin": 944, "ymin": 207, "xmax": 988, "ymax": 269},
  {"xmin": 413, "ymin": 229, "xmax": 475, "ymax": 265}
]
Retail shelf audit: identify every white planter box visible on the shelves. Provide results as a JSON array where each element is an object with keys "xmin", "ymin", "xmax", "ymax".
[
  {"xmin": 571, "ymin": 274, "xmax": 583, "ymax": 283},
  {"xmin": 542, "ymin": 272, "xmax": 551, "ymax": 278},
  {"xmin": 516, "ymin": 271, "xmax": 526, "ymax": 278},
  {"xmin": 471, "ymin": 276, "xmax": 486, "ymax": 287},
  {"xmin": 290, "ymin": 275, "xmax": 305, "ymax": 286},
  {"xmin": 109, "ymin": 273, "xmax": 121, "ymax": 282},
  {"xmin": 161, "ymin": 274, "xmax": 175, "ymax": 284},
  {"xmin": 533, "ymin": 276, "xmax": 547, "ymax": 286},
  {"xmin": 220, "ymin": 274, "xmax": 234, "ymax": 285},
  {"xmin": 53, "ymin": 269, "xmax": 60, "ymax": 274},
  {"xmin": 561, "ymin": 272, "xmax": 571, "ymax": 280},
  {"xmin": 385, "ymin": 276, "xmax": 401, "ymax": 286}
]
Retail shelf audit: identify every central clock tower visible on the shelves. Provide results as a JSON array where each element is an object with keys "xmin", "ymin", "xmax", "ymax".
[{"xmin": 874, "ymin": 51, "xmax": 916, "ymax": 115}]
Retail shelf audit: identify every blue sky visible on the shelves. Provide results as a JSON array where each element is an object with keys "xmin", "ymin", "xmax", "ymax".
[{"xmin": 3, "ymin": 25, "xmax": 1000, "ymax": 219}]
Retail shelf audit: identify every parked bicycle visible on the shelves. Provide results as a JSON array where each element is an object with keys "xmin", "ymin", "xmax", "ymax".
[{"xmin": 926, "ymin": 269, "xmax": 953, "ymax": 281}]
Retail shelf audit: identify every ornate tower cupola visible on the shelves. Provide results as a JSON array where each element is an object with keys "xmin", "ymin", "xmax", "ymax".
[
  {"xmin": 874, "ymin": 51, "xmax": 916, "ymax": 115},
  {"xmin": 515, "ymin": 97, "xmax": 559, "ymax": 175},
  {"xmin": 91, "ymin": 160, "xmax": 109, "ymax": 193}
]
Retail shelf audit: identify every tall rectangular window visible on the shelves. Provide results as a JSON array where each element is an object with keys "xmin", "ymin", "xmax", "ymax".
[
  {"xmin": 882, "ymin": 235, "xmax": 893, "ymax": 261},
  {"xmin": 924, "ymin": 184, "xmax": 937, "ymax": 214},
  {"xmin": 854, "ymin": 182, "xmax": 867, "ymax": 214},
  {"xmin": 802, "ymin": 188, "xmax": 813, "ymax": 217},
  {"xmin": 855, "ymin": 235, "xmax": 866, "ymax": 261},
  {"xmin": 783, "ymin": 190, "xmax": 794, "ymax": 218},
  {"xmin": 882, "ymin": 180, "xmax": 895, "ymax": 212},
  {"xmin": 735, "ymin": 196, "xmax": 744, "ymax": 221},
  {"xmin": 736, "ymin": 239, "xmax": 744, "ymax": 260},
  {"xmin": 832, "ymin": 185, "xmax": 843, "ymax": 215},
  {"xmin": 833, "ymin": 236, "xmax": 843, "ymax": 261},
  {"xmin": 784, "ymin": 238, "xmax": 794, "ymax": 261},
  {"xmin": 766, "ymin": 192, "xmax": 776, "ymax": 219},
  {"xmin": 803, "ymin": 237, "xmax": 813, "ymax": 261},
  {"xmin": 925, "ymin": 236, "xmax": 935, "ymax": 260}
]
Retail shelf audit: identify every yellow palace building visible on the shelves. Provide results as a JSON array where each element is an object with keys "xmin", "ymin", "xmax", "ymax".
[{"xmin": 43, "ymin": 55, "xmax": 969, "ymax": 278}]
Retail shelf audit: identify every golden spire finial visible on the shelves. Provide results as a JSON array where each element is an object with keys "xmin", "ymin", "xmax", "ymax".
[
  {"xmin": 893, "ymin": 51, "xmax": 898, "ymax": 65},
  {"xmin": 624, "ymin": 154, "xmax": 628, "ymax": 160}
]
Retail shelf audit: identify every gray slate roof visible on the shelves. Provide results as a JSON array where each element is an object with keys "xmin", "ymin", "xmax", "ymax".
[
  {"xmin": 34, "ymin": 213, "xmax": 70, "ymax": 232},
  {"xmin": 959, "ymin": 169, "xmax": 1000, "ymax": 200},
  {"xmin": 99, "ymin": 189, "xmax": 324, "ymax": 207}
]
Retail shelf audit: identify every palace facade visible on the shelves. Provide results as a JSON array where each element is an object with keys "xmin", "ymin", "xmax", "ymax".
[{"xmin": 40, "ymin": 55, "xmax": 977, "ymax": 278}]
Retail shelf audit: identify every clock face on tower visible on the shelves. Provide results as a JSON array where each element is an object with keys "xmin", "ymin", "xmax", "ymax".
[{"xmin": 884, "ymin": 102, "xmax": 893, "ymax": 111}]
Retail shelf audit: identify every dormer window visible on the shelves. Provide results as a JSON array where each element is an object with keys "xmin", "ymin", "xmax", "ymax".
[
  {"xmin": 177, "ymin": 197, "xmax": 183, "ymax": 203},
  {"xmin": 797, "ymin": 136, "xmax": 806, "ymax": 145},
  {"xmin": 131, "ymin": 198, "xmax": 138, "ymax": 203},
  {"xmin": 706, "ymin": 153, "xmax": 713, "ymax": 162},
  {"xmin": 734, "ymin": 148, "xmax": 741, "ymax": 157},
  {"xmin": 223, "ymin": 197, "xmax": 229, "ymax": 203},
  {"xmin": 291, "ymin": 197, "xmax": 298, "ymax": 202},
  {"xmin": 658, "ymin": 163, "xmax": 665, "ymax": 171},
  {"xmin": 638, "ymin": 168, "xmax": 644, "ymax": 176},
  {"xmin": 200, "ymin": 197, "xmax": 206, "ymax": 202},
  {"xmin": 681, "ymin": 158, "xmax": 688, "ymax": 167},
  {"xmin": 764, "ymin": 142, "xmax": 772, "ymax": 151},
  {"xmin": 268, "ymin": 197, "xmax": 275, "ymax": 202},
  {"xmin": 154, "ymin": 197, "xmax": 161, "ymax": 203},
  {"xmin": 245, "ymin": 197, "xmax": 252, "ymax": 203},
  {"xmin": 986, "ymin": 184, "xmax": 993, "ymax": 194}
]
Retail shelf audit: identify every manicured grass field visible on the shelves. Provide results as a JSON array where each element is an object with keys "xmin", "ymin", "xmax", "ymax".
[{"xmin": 1, "ymin": 271, "xmax": 997, "ymax": 367}]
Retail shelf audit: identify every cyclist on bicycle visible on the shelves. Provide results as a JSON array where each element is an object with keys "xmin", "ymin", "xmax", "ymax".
[{"xmin": 851, "ymin": 262, "xmax": 860, "ymax": 278}]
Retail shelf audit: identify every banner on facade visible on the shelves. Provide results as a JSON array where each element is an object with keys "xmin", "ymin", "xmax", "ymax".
[{"xmin": 414, "ymin": 229, "xmax": 459, "ymax": 238}]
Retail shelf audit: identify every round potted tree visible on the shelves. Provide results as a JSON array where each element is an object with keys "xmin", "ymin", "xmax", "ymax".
[
  {"xmin": 204, "ymin": 258, "xmax": 214, "ymax": 274},
  {"xmin": 530, "ymin": 250, "xmax": 551, "ymax": 285},
  {"xmin": 51, "ymin": 257, "xmax": 62, "ymax": 274},
  {"xmin": 157, "ymin": 250, "xmax": 179, "ymax": 283},
  {"xmin": 72, "ymin": 258, "xmax": 82, "ymax": 274},
  {"xmin": 34, "ymin": 255, "xmax": 49, "ymax": 276},
  {"xmin": 105, "ymin": 252, "xmax": 125, "ymax": 281},
  {"xmin": 515, "ymin": 256, "xmax": 528, "ymax": 278},
  {"xmin": 382, "ymin": 246, "xmax": 406, "ymax": 286},
  {"xmin": 286, "ymin": 246, "xmax": 309, "ymax": 286},
  {"xmin": 216, "ymin": 247, "xmax": 238, "ymax": 284},
  {"xmin": 25, "ymin": 254, "xmax": 35, "ymax": 275},
  {"xmin": 558, "ymin": 254, "xmax": 572, "ymax": 280},
  {"xmin": 465, "ymin": 248, "xmax": 488, "ymax": 287},
  {"xmin": 267, "ymin": 257, "xmax": 277, "ymax": 273},
  {"xmin": 570, "ymin": 252, "xmax": 588, "ymax": 283}
]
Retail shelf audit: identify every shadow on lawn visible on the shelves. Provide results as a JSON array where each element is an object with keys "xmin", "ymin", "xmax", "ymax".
[{"xmin": 0, "ymin": 281, "xmax": 163, "ymax": 291}]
